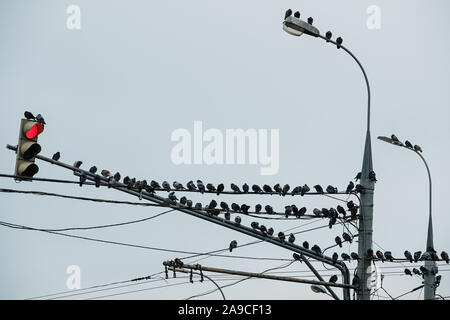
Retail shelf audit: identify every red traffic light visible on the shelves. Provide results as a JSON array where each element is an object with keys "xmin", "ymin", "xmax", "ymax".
[{"xmin": 25, "ymin": 122, "xmax": 44, "ymax": 139}]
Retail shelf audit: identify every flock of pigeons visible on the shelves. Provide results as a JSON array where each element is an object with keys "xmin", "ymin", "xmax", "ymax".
[
  {"xmin": 24, "ymin": 111, "xmax": 46, "ymax": 125},
  {"xmin": 390, "ymin": 134, "xmax": 423, "ymax": 152}
]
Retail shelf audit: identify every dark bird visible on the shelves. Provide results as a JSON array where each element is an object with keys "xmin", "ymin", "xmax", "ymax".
[
  {"xmin": 231, "ymin": 203, "xmax": 240, "ymax": 212},
  {"xmin": 220, "ymin": 201, "xmax": 229, "ymax": 211},
  {"xmin": 234, "ymin": 216, "xmax": 241, "ymax": 224},
  {"xmin": 307, "ymin": 17, "xmax": 313, "ymax": 24},
  {"xmin": 412, "ymin": 268, "xmax": 421, "ymax": 276},
  {"xmin": 413, "ymin": 251, "xmax": 422, "ymax": 263},
  {"xmin": 284, "ymin": 205, "xmax": 292, "ymax": 218},
  {"xmin": 179, "ymin": 196, "xmax": 187, "ymax": 205},
  {"xmin": 303, "ymin": 241, "xmax": 309, "ymax": 250},
  {"xmin": 278, "ymin": 232, "xmax": 285, "ymax": 242},
  {"xmin": 288, "ymin": 233, "xmax": 295, "ymax": 243},
  {"xmin": 420, "ymin": 252, "xmax": 431, "ymax": 261},
  {"xmin": 328, "ymin": 217, "xmax": 337, "ymax": 229},
  {"xmin": 208, "ymin": 200, "xmax": 217, "ymax": 209},
  {"xmin": 384, "ymin": 251, "xmax": 394, "ymax": 262},
  {"xmin": 321, "ymin": 208, "xmax": 330, "ymax": 218},
  {"xmin": 174, "ymin": 181, "xmax": 184, "ymax": 190},
  {"xmin": 291, "ymin": 186, "xmax": 301, "ymax": 195},
  {"xmin": 335, "ymin": 236, "xmax": 343, "ymax": 248},
  {"xmin": 341, "ymin": 253, "xmax": 351, "ymax": 261},
  {"xmin": 263, "ymin": 184, "xmax": 273, "ymax": 193},
  {"xmin": 224, "ymin": 212, "xmax": 231, "ymax": 221},
  {"xmin": 284, "ymin": 9, "xmax": 292, "ymax": 19},
  {"xmin": 313, "ymin": 185, "xmax": 324, "ymax": 193},
  {"xmin": 229, "ymin": 240, "xmax": 237, "ymax": 252},
  {"xmin": 282, "ymin": 184, "xmax": 290, "ymax": 196},
  {"xmin": 162, "ymin": 181, "xmax": 171, "ymax": 191},
  {"xmin": 355, "ymin": 184, "xmax": 364, "ymax": 193},
  {"xmin": 252, "ymin": 184, "xmax": 263, "ymax": 193},
  {"xmin": 369, "ymin": 171, "xmax": 377, "ymax": 182},
  {"xmin": 414, "ymin": 144, "xmax": 423, "ymax": 152},
  {"xmin": 186, "ymin": 200, "xmax": 193, "ymax": 208},
  {"xmin": 197, "ymin": 180, "xmax": 205, "ymax": 193},
  {"xmin": 346, "ymin": 181, "xmax": 354, "ymax": 193},
  {"xmin": 349, "ymin": 206, "xmax": 358, "ymax": 219},
  {"xmin": 329, "ymin": 275, "xmax": 338, "ymax": 284},
  {"xmin": 89, "ymin": 166, "xmax": 97, "ymax": 174},
  {"xmin": 404, "ymin": 268, "xmax": 412, "ymax": 276},
  {"xmin": 337, "ymin": 205, "xmax": 346, "ymax": 218},
  {"xmin": 216, "ymin": 183, "xmax": 224, "ymax": 195},
  {"xmin": 291, "ymin": 205, "xmax": 299, "ymax": 216},
  {"xmin": 124, "ymin": 176, "xmax": 131, "ymax": 185},
  {"xmin": 311, "ymin": 245, "xmax": 322, "ymax": 256},
  {"xmin": 35, "ymin": 114, "xmax": 46, "ymax": 125},
  {"xmin": 260, "ymin": 225, "xmax": 267, "ymax": 234},
  {"xmin": 391, "ymin": 134, "xmax": 399, "ymax": 142},
  {"xmin": 301, "ymin": 184, "xmax": 310, "ymax": 196},
  {"xmin": 336, "ymin": 37, "xmax": 343, "ymax": 49},
  {"xmin": 350, "ymin": 252, "xmax": 360, "ymax": 261},
  {"xmin": 325, "ymin": 31, "xmax": 332, "ymax": 41},
  {"xmin": 347, "ymin": 200, "xmax": 355, "ymax": 209},
  {"xmin": 294, "ymin": 11, "xmax": 300, "ymax": 18},
  {"xmin": 354, "ymin": 172, "xmax": 361, "ymax": 182},
  {"xmin": 404, "ymin": 250, "xmax": 413, "ymax": 263},
  {"xmin": 405, "ymin": 140, "xmax": 413, "ymax": 148},
  {"xmin": 101, "ymin": 169, "xmax": 110, "ymax": 178},
  {"xmin": 441, "ymin": 251, "xmax": 449, "ymax": 264},
  {"xmin": 231, "ymin": 183, "xmax": 241, "ymax": 193},
  {"xmin": 352, "ymin": 275, "xmax": 360, "ymax": 287},
  {"xmin": 313, "ymin": 208, "xmax": 322, "ymax": 217},
  {"xmin": 376, "ymin": 250, "xmax": 385, "ymax": 262},
  {"xmin": 367, "ymin": 249, "xmax": 374, "ymax": 260},
  {"xmin": 265, "ymin": 205, "xmax": 274, "ymax": 214},
  {"xmin": 241, "ymin": 204, "xmax": 250, "ymax": 214},
  {"xmin": 52, "ymin": 152, "xmax": 60, "ymax": 161},
  {"xmin": 267, "ymin": 227, "xmax": 274, "ymax": 236},
  {"xmin": 151, "ymin": 180, "xmax": 161, "ymax": 189},
  {"xmin": 332, "ymin": 252, "xmax": 338, "ymax": 264},
  {"xmin": 73, "ymin": 160, "xmax": 83, "ymax": 168},
  {"xmin": 420, "ymin": 266, "xmax": 428, "ymax": 275},
  {"xmin": 206, "ymin": 183, "xmax": 216, "ymax": 192},
  {"xmin": 342, "ymin": 232, "xmax": 352, "ymax": 243},
  {"xmin": 113, "ymin": 172, "xmax": 121, "ymax": 182},
  {"xmin": 293, "ymin": 253, "xmax": 301, "ymax": 261},
  {"xmin": 329, "ymin": 208, "xmax": 338, "ymax": 218},
  {"xmin": 274, "ymin": 184, "xmax": 282, "ymax": 194},
  {"xmin": 168, "ymin": 191, "xmax": 178, "ymax": 202},
  {"xmin": 242, "ymin": 183, "xmax": 249, "ymax": 193},
  {"xmin": 298, "ymin": 206, "xmax": 307, "ymax": 217},
  {"xmin": 24, "ymin": 111, "xmax": 35, "ymax": 120},
  {"xmin": 255, "ymin": 204, "xmax": 262, "ymax": 213},
  {"xmin": 326, "ymin": 185, "xmax": 337, "ymax": 193}
]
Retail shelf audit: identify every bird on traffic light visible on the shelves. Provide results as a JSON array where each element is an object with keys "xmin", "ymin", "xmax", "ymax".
[
  {"xmin": 282, "ymin": 184, "xmax": 290, "ymax": 196},
  {"xmin": 414, "ymin": 144, "xmax": 423, "ymax": 152},
  {"xmin": 216, "ymin": 183, "xmax": 224, "ymax": 195},
  {"xmin": 404, "ymin": 268, "xmax": 412, "ymax": 276},
  {"xmin": 341, "ymin": 253, "xmax": 351, "ymax": 261},
  {"xmin": 329, "ymin": 275, "xmax": 338, "ymax": 283},
  {"xmin": 89, "ymin": 166, "xmax": 97, "ymax": 174},
  {"xmin": 335, "ymin": 236, "xmax": 343, "ymax": 248},
  {"xmin": 36, "ymin": 114, "xmax": 46, "ymax": 125},
  {"xmin": 413, "ymin": 251, "xmax": 422, "ymax": 262},
  {"xmin": 354, "ymin": 172, "xmax": 361, "ymax": 181},
  {"xmin": 404, "ymin": 250, "xmax": 413, "ymax": 263},
  {"xmin": 284, "ymin": 9, "xmax": 292, "ymax": 19},
  {"xmin": 101, "ymin": 169, "xmax": 110, "ymax": 178},
  {"xmin": 405, "ymin": 140, "xmax": 413, "ymax": 148},
  {"xmin": 303, "ymin": 241, "xmax": 309, "ymax": 250},
  {"xmin": 342, "ymin": 232, "xmax": 352, "ymax": 243},
  {"xmin": 313, "ymin": 185, "xmax": 324, "ymax": 193},
  {"xmin": 24, "ymin": 111, "xmax": 36, "ymax": 121},
  {"xmin": 384, "ymin": 251, "xmax": 394, "ymax": 262},
  {"xmin": 288, "ymin": 233, "xmax": 295, "ymax": 243},
  {"xmin": 231, "ymin": 183, "xmax": 241, "ymax": 193},
  {"xmin": 252, "ymin": 184, "xmax": 263, "ymax": 193},
  {"xmin": 52, "ymin": 152, "xmax": 60, "ymax": 161},
  {"xmin": 229, "ymin": 240, "xmax": 237, "ymax": 252},
  {"xmin": 441, "ymin": 251, "xmax": 449, "ymax": 264},
  {"xmin": 376, "ymin": 250, "xmax": 385, "ymax": 262},
  {"xmin": 242, "ymin": 183, "xmax": 249, "ymax": 193}
]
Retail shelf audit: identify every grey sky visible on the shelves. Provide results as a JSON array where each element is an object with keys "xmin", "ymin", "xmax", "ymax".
[{"xmin": 1, "ymin": 0, "xmax": 449, "ymax": 300}]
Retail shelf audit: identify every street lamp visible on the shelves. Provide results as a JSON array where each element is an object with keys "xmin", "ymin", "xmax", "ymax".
[
  {"xmin": 282, "ymin": 9, "xmax": 375, "ymax": 300},
  {"xmin": 377, "ymin": 136, "xmax": 437, "ymax": 300}
]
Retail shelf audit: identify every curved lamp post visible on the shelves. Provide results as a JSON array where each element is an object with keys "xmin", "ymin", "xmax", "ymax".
[
  {"xmin": 283, "ymin": 10, "xmax": 375, "ymax": 300},
  {"xmin": 377, "ymin": 136, "xmax": 437, "ymax": 300}
]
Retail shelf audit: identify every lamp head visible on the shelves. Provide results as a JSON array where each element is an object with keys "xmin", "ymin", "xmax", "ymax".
[{"xmin": 282, "ymin": 14, "xmax": 320, "ymax": 37}]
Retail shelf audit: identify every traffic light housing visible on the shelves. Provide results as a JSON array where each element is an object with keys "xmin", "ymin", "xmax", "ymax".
[{"xmin": 14, "ymin": 119, "xmax": 44, "ymax": 180}]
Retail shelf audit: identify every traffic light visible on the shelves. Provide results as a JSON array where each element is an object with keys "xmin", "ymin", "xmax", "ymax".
[{"xmin": 14, "ymin": 118, "xmax": 44, "ymax": 180}]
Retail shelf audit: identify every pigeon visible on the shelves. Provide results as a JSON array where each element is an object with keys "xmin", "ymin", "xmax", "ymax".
[
  {"xmin": 404, "ymin": 268, "xmax": 412, "ymax": 276},
  {"xmin": 284, "ymin": 9, "xmax": 292, "ymax": 19},
  {"xmin": 187, "ymin": 180, "xmax": 196, "ymax": 191},
  {"xmin": 313, "ymin": 208, "xmax": 322, "ymax": 217},
  {"xmin": 255, "ymin": 204, "xmax": 262, "ymax": 213},
  {"xmin": 206, "ymin": 183, "xmax": 216, "ymax": 192},
  {"xmin": 329, "ymin": 208, "xmax": 338, "ymax": 218},
  {"xmin": 260, "ymin": 225, "xmax": 267, "ymax": 234},
  {"xmin": 335, "ymin": 236, "xmax": 343, "ymax": 248},
  {"xmin": 329, "ymin": 275, "xmax": 338, "ymax": 284},
  {"xmin": 391, "ymin": 134, "xmax": 400, "ymax": 142},
  {"xmin": 288, "ymin": 233, "xmax": 295, "ymax": 243},
  {"xmin": 180, "ymin": 196, "xmax": 187, "ymax": 205},
  {"xmin": 311, "ymin": 245, "xmax": 322, "ymax": 256},
  {"xmin": 291, "ymin": 205, "xmax": 299, "ymax": 216},
  {"xmin": 332, "ymin": 252, "xmax": 338, "ymax": 264},
  {"xmin": 326, "ymin": 185, "xmax": 337, "ymax": 193},
  {"xmin": 413, "ymin": 251, "xmax": 422, "ymax": 263},
  {"xmin": 216, "ymin": 183, "xmax": 224, "ymax": 195},
  {"xmin": 242, "ymin": 183, "xmax": 249, "ymax": 193},
  {"xmin": 113, "ymin": 172, "xmax": 121, "ymax": 182},
  {"xmin": 267, "ymin": 228, "xmax": 274, "ymax": 236},
  {"xmin": 336, "ymin": 36, "xmax": 343, "ymax": 48},
  {"xmin": 73, "ymin": 161, "xmax": 83, "ymax": 168},
  {"xmin": 441, "ymin": 251, "xmax": 449, "ymax": 264},
  {"xmin": 325, "ymin": 31, "xmax": 332, "ymax": 41},
  {"xmin": 220, "ymin": 201, "xmax": 229, "ymax": 211},
  {"xmin": 229, "ymin": 240, "xmax": 237, "ymax": 252},
  {"xmin": 252, "ymin": 184, "xmax": 263, "ymax": 193},
  {"xmin": 354, "ymin": 172, "xmax": 361, "ymax": 182},
  {"xmin": 273, "ymin": 184, "xmax": 282, "ymax": 195},
  {"xmin": 347, "ymin": 200, "xmax": 355, "ymax": 209},
  {"xmin": 241, "ymin": 204, "xmax": 250, "ymax": 214},
  {"xmin": 412, "ymin": 268, "xmax": 421, "ymax": 276},
  {"xmin": 35, "ymin": 114, "xmax": 46, "ymax": 125},
  {"xmin": 405, "ymin": 140, "xmax": 413, "ymax": 148},
  {"xmin": 186, "ymin": 200, "xmax": 193, "ymax": 208},
  {"xmin": 369, "ymin": 171, "xmax": 377, "ymax": 182},
  {"xmin": 414, "ymin": 145, "xmax": 423, "ymax": 152},
  {"xmin": 302, "ymin": 241, "xmax": 309, "ymax": 250},
  {"xmin": 197, "ymin": 180, "xmax": 205, "ymax": 193},
  {"xmin": 292, "ymin": 253, "xmax": 301, "ymax": 261},
  {"xmin": 231, "ymin": 203, "xmax": 240, "ymax": 212},
  {"xmin": 367, "ymin": 249, "xmax": 374, "ymax": 260},
  {"xmin": 52, "ymin": 152, "xmax": 60, "ymax": 161},
  {"xmin": 294, "ymin": 11, "xmax": 300, "ymax": 19},
  {"xmin": 224, "ymin": 212, "xmax": 231, "ymax": 221},
  {"xmin": 123, "ymin": 176, "xmax": 131, "ymax": 185},
  {"xmin": 263, "ymin": 184, "xmax": 273, "ymax": 193},
  {"xmin": 350, "ymin": 252, "xmax": 360, "ymax": 261},
  {"xmin": 420, "ymin": 252, "xmax": 431, "ymax": 261},
  {"xmin": 341, "ymin": 253, "xmax": 351, "ymax": 261},
  {"xmin": 301, "ymin": 184, "xmax": 310, "ymax": 196},
  {"xmin": 298, "ymin": 207, "xmax": 307, "ymax": 217},
  {"xmin": 337, "ymin": 205, "xmax": 346, "ymax": 218},
  {"xmin": 194, "ymin": 203, "xmax": 202, "ymax": 210},
  {"xmin": 168, "ymin": 191, "xmax": 178, "ymax": 202},
  {"xmin": 230, "ymin": 183, "xmax": 241, "ymax": 193},
  {"xmin": 291, "ymin": 186, "xmax": 301, "ymax": 195},
  {"xmin": 328, "ymin": 217, "xmax": 337, "ymax": 229},
  {"xmin": 420, "ymin": 266, "xmax": 428, "ymax": 275},
  {"xmin": 282, "ymin": 184, "xmax": 290, "ymax": 196},
  {"xmin": 278, "ymin": 232, "xmax": 286, "ymax": 242},
  {"xmin": 384, "ymin": 251, "xmax": 394, "ymax": 262},
  {"xmin": 162, "ymin": 181, "xmax": 171, "ymax": 191},
  {"xmin": 174, "ymin": 181, "xmax": 184, "ymax": 190},
  {"xmin": 346, "ymin": 181, "xmax": 354, "ymax": 193},
  {"xmin": 101, "ymin": 169, "xmax": 110, "ymax": 177},
  {"xmin": 404, "ymin": 250, "xmax": 413, "ymax": 263},
  {"xmin": 376, "ymin": 250, "xmax": 385, "ymax": 262},
  {"xmin": 313, "ymin": 185, "xmax": 324, "ymax": 193},
  {"xmin": 342, "ymin": 232, "xmax": 352, "ymax": 243},
  {"xmin": 234, "ymin": 216, "xmax": 241, "ymax": 224},
  {"xmin": 284, "ymin": 205, "xmax": 292, "ymax": 218},
  {"xmin": 89, "ymin": 166, "xmax": 97, "ymax": 174},
  {"xmin": 265, "ymin": 205, "xmax": 274, "ymax": 214},
  {"xmin": 208, "ymin": 200, "xmax": 217, "ymax": 209},
  {"xmin": 24, "ymin": 111, "xmax": 35, "ymax": 121},
  {"xmin": 321, "ymin": 207, "xmax": 330, "ymax": 217}
]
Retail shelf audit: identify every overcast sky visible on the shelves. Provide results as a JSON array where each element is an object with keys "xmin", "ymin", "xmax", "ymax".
[{"xmin": 1, "ymin": 0, "xmax": 449, "ymax": 300}]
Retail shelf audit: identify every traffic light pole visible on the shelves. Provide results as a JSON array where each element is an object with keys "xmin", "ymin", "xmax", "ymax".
[{"xmin": 6, "ymin": 144, "xmax": 353, "ymax": 300}]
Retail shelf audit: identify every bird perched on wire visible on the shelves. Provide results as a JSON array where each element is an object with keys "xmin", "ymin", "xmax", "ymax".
[
  {"xmin": 311, "ymin": 245, "xmax": 322, "ymax": 256},
  {"xmin": 24, "ymin": 111, "xmax": 36, "ymax": 121},
  {"xmin": 101, "ymin": 169, "xmax": 110, "ymax": 178},
  {"xmin": 325, "ymin": 31, "xmax": 332, "ymax": 42},
  {"xmin": 273, "ymin": 184, "xmax": 282, "ymax": 195},
  {"xmin": 336, "ymin": 36, "xmax": 343, "ymax": 49},
  {"xmin": 255, "ymin": 204, "xmax": 262, "ymax": 213},
  {"xmin": 337, "ymin": 205, "xmax": 346, "ymax": 218},
  {"xmin": 252, "ymin": 184, "xmax": 263, "ymax": 193},
  {"xmin": 267, "ymin": 227, "xmax": 274, "ymax": 236},
  {"xmin": 301, "ymin": 184, "xmax": 310, "ymax": 196},
  {"xmin": 369, "ymin": 171, "xmax": 377, "ymax": 182},
  {"xmin": 52, "ymin": 152, "xmax": 60, "ymax": 161},
  {"xmin": 231, "ymin": 203, "xmax": 240, "ymax": 212},
  {"xmin": 197, "ymin": 180, "xmax": 205, "ymax": 193},
  {"xmin": 404, "ymin": 250, "xmax": 413, "ymax": 263},
  {"xmin": 89, "ymin": 166, "xmax": 97, "ymax": 174},
  {"xmin": 263, "ymin": 184, "xmax": 273, "ymax": 193},
  {"xmin": 284, "ymin": 205, "xmax": 292, "ymax": 218},
  {"xmin": 241, "ymin": 204, "xmax": 250, "ymax": 214},
  {"xmin": 282, "ymin": 184, "xmax": 290, "ymax": 196},
  {"xmin": 186, "ymin": 180, "xmax": 196, "ymax": 191},
  {"xmin": 355, "ymin": 184, "xmax": 364, "ymax": 193},
  {"xmin": 298, "ymin": 207, "xmax": 307, "ymax": 217},
  {"xmin": 288, "ymin": 233, "xmax": 295, "ymax": 244},
  {"xmin": 230, "ymin": 183, "xmax": 241, "ymax": 193},
  {"xmin": 303, "ymin": 241, "xmax": 309, "ymax": 250},
  {"xmin": 354, "ymin": 172, "xmax": 361, "ymax": 182},
  {"xmin": 420, "ymin": 252, "xmax": 431, "ymax": 261},
  {"xmin": 113, "ymin": 172, "xmax": 121, "ymax": 182},
  {"xmin": 366, "ymin": 249, "xmax": 375, "ymax": 260},
  {"xmin": 326, "ymin": 185, "xmax": 338, "ymax": 193},
  {"xmin": 329, "ymin": 275, "xmax": 338, "ymax": 284},
  {"xmin": 420, "ymin": 266, "xmax": 428, "ymax": 275},
  {"xmin": 332, "ymin": 252, "xmax": 338, "ymax": 264},
  {"xmin": 346, "ymin": 181, "xmax": 354, "ymax": 194},
  {"xmin": 208, "ymin": 200, "xmax": 217, "ymax": 209},
  {"xmin": 321, "ymin": 207, "xmax": 330, "ymax": 217},
  {"xmin": 216, "ymin": 183, "xmax": 224, "ymax": 195},
  {"xmin": 342, "ymin": 232, "xmax": 352, "ymax": 243},
  {"xmin": 328, "ymin": 217, "xmax": 337, "ymax": 229},
  {"xmin": 291, "ymin": 186, "xmax": 301, "ymax": 195},
  {"xmin": 162, "ymin": 181, "xmax": 171, "ymax": 192},
  {"xmin": 413, "ymin": 251, "xmax": 422, "ymax": 263},
  {"xmin": 220, "ymin": 201, "xmax": 229, "ymax": 212},
  {"xmin": 79, "ymin": 174, "xmax": 86, "ymax": 187},
  {"xmin": 36, "ymin": 114, "xmax": 46, "ymax": 125},
  {"xmin": 224, "ymin": 211, "xmax": 231, "ymax": 221},
  {"xmin": 404, "ymin": 268, "xmax": 413, "ymax": 276},
  {"xmin": 168, "ymin": 191, "xmax": 178, "ymax": 202},
  {"xmin": 265, "ymin": 205, "xmax": 274, "ymax": 214},
  {"xmin": 229, "ymin": 240, "xmax": 237, "ymax": 252},
  {"xmin": 174, "ymin": 181, "xmax": 184, "ymax": 190},
  {"xmin": 384, "ymin": 251, "xmax": 394, "ymax": 262},
  {"xmin": 350, "ymin": 252, "xmax": 360, "ymax": 261},
  {"xmin": 260, "ymin": 225, "xmax": 267, "ymax": 234},
  {"xmin": 206, "ymin": 183, "xmax": 216, "ymax": 192},
  {"xmin": 291, "ymin": 205, "xmax": 299, "ymax": 216},
  {"xmin": 341, "ymin": 253, "xmax": 351, "ymax": 261},
  {"xmin": 414, "ymin": 144, "xmax": 423, "ymax": 152},
  {"xmin": 194, "ymin": 202, "xmax": 202, "ymax": 210},
  {"xmin": 335, "ymin": 236, "xmax": 343, "ymax": 248},
  {"xmin": 180, "ymin": 196, "xmax": 187, "ymax": 205},
  {"xmin": 441, "ymin": 251, "xmax": 449, "ymax": 264},
  {"xmin": 250, "ymin": 222, "xmax": 259, "ymax": 230},
  {"xmin": 292, "ymin": 253, "xmax": 301, "ymax": 262},
  {"xmin": 391, "ymin": 134, "xmax": 400, "ymax": 143},
  {"xmin": 73, "ymin": 160, "xmax": 83, "ymax": 168},
  {"xmin": 242, "ymin": 183, "xmax": 249, "ymax": 193},
  {"xmin": 186, "ymin": 199, "xmax": 193, "ymax": 208},
  {"xmin": 347, "ymin": 200, "xmax": 355, "ymax": 210},
  {"xmin": 412, "ymin": 268, "xmax": 421, "ymax": 276},
  {"xmin": 313, "ymin": 185, "xmax": 324, "ymax": 193},
  {"xmin": 376, "ymin": 250, "xmax": 385, "ymax": 262},
  {"xmin": 234, "ymin": 216, "xmax": 241, "ymax": 224},
  {"xmin": 277, "ymin": 232, "xmax": 285, "ymax": 242}
]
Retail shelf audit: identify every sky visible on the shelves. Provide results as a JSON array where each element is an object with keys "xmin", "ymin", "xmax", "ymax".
[{"xmin": 0, "ymin": 0, "xmax": 449, "ymax": 300}]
